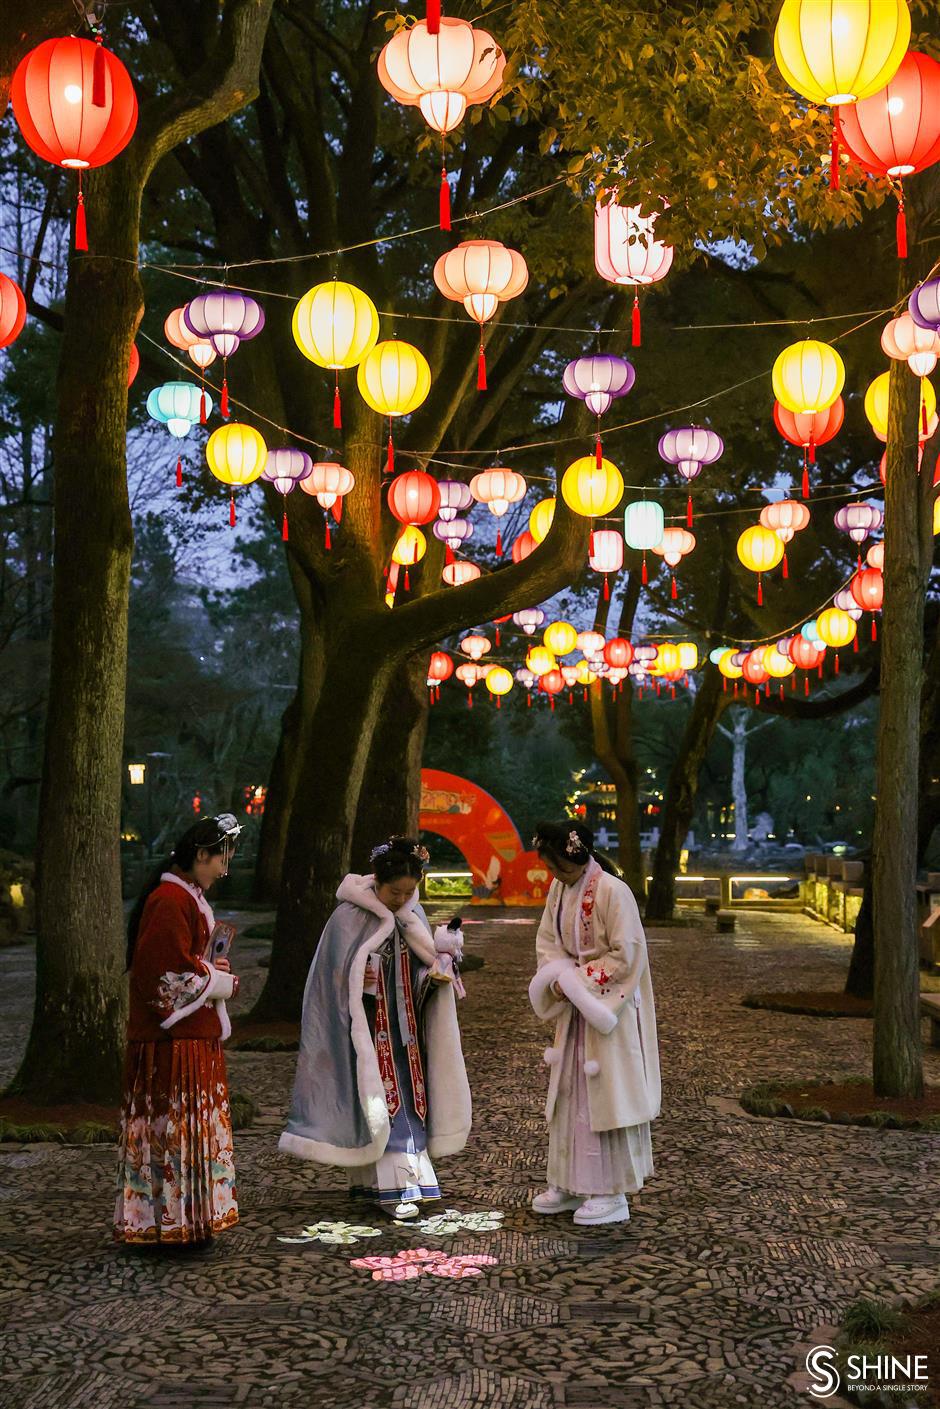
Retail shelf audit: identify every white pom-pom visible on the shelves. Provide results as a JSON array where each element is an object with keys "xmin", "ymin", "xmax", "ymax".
[
  {"xmin": 543, "ymin": 1047, "xmax": 562, "ymax": 1066},
  {"xmin": 583, "ymin": 1059, "xmax": 600, "ymax": 1077}
]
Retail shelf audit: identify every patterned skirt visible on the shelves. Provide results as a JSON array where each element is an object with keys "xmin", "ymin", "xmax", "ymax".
[{"xmin": 114, "ymin": 1039, "xmax": 238, "ymax": 1245}]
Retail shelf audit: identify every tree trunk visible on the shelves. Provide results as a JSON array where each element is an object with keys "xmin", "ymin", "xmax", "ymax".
[
  {"xmin": 351, "ymin": 653, "xmax": 430, "ymax": 863},
  {"xmin": 10, "ymin": 165, "xmax": 142, "ymax": 1103},
  {"xmin": 730, "ymin": 713, "xmax": 749, "ymax": 851},
  {"xmin": 589, "ymin": 680, "xmax": 643, "ymax": 895},
  {"xmin": 871, "ymin": 187, "xmax": 935, "ymax": 1098},
  {"xmin": 645, "ymin": 666, "xmax": 728, "ymax": 923}
]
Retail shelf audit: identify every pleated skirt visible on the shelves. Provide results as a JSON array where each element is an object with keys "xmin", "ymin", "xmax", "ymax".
[{"xmin": 113, "ymin": 1039, "xmax": 238, "ymax": 1245}]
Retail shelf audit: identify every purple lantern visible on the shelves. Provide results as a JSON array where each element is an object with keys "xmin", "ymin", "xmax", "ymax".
[
  {"xmin": 437, "ymin": 480, "xmax": 474, "ymax": 523},
  {"xmin": 184, "ymin": 290, "xmax": 265, "ymax": 418},
  {"xmin": 833, "ymin": 587, "xmax": 863, "ymax": 621},
  {"xmin": 909, "ymin": 278, "xmax": 940, "ymax": 332},
  {"xmin": 432, "ymin": 517, "xmax": 473, "ymax": 552},
  {"xmin": 512, "ymin": 607, "xmax": 545, "ymax": 635},
  {"xmin": 563, "ymin": 354, "xmax": 635, "ymax": 417},
  {"xmin": 658, "ymin": 426, "xmax": 723, "ymax": 528},
  {"xmin": 262, "ymin": 447, "xmax": 313, "ymax": 541},
  {"xmin": 835, "ymin": 502, "xmax": 884, "ymax": 564}
]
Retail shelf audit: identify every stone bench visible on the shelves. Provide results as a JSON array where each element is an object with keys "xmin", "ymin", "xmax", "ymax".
[
  {"xmin": 716, "ymin": 910, "xmax": 736, "ymax": 933},
  {"xmin": 921, "ymin": 992, "xmax": 940, "ymax": 1048}
]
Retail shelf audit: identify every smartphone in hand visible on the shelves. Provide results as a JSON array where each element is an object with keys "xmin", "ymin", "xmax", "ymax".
[{"xmin": 205, "ymin": 921, "xmax": 237, "ymax": 963}]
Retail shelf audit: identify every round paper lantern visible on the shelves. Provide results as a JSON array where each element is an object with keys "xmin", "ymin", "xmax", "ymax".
[
  {"xmin": 851, "ymin": 566, "xmax": 885, "ymax": 613},
  {"xmin": 762, "ymin": 644, "xmax": 795, "ymax": 679},
  {"xmin": 292, "ymin": 280, "xmax": 379, "ymax": 369},
  {"xmin": 377, "ymin": 17, "xmax": 505, "ymax": 134},
  {"xmin": 909, "ymin": 279, "xmax": 940, "ymax": 332},
  {"xmin": 834, "ymin": 587, "xmax": 863, "ymax": 621},
  {"xmin": 428, "ymin": 651, "xmax": 454, "ymax": 683},
  {"xmin": 443, "ymin": 560, "xmax": 481, "ymax": 586},
  {"xmin": 623, "ymin": 500, "xmax": 665, "ymax": 551},
  {"xmin": 718, "ymin": 649, "xmax": 743, "ymax": 680},
  {"xmin": 512, "ymin": 530, "xmax": 537, "ymax": 563},
  {"xmin": 603, "ymin": 637, "xmax": 634, "ymax": 670},
  {"xmin": 392, "ymin": 525, "xmax": 427, "ymax": 566},
  {"xmin": 677, "ymin": 642, "xmax": 699, "ymax": 671},
  {"xmin": 737, "ymin": 524, "xmax": 784, "ymax": 605},
  {"xmin": 589, "ymin": 530, "xmax": 624, "ymax": 599},
  {"xmin": 357, "ymin": 341, "xmax": 431, "ymax": 472},
  {"xmin": 388, "ymin": 470, "xmax": 441, "ymax": 527},
  {"xmin": 864, "ymin": 370, "xmax": 937, "ymax": 439},
  {"xmin": 147, "ymin": 382, "xmax": 205, "ymax": 437},
  {"xmin": 773, "ymin": 397, "xmax": 844, "ymax": 495},
  {"xmin": 741, "ymin": 650, "xmax": 770, "ymax": 687},
  {"xmin": 527, "ymin": 646, "xmax": 556, "ymax": 677},
  {"xmin": 0, "ymin": 274, "xmax": 27, "ymax": 349},
  {"xmin": 881, "ymin": 313, "xmax": 940, "ymax": 377},
  {"xmin": 594, "ymin": 198, "xmax": 673, "ymax": 345},
  {"xmin": 516, "ymin": 667, "xmax": 537, "ymax": 690},
  {"xmin": 544, "ymin": 621, "xmax": 578, "ymax": 657},
  {"xmin": 164, "ymin": 307, "xmax": 201, "ymax": 351},
  {"xmin": 460, "ymin": 633, "xmax": 491, "ymax": 661},
  {"xmin": 513, "ymin": 608, "xmax": 545, "ymax": 635},
  {"xmin": 127, "ymin": 342, "xmax": 140, "ymax": 387},
  {"xmin": 486, "ymin": 666, "xmax": 514, "ymax": 700},
  {"xmin": 434, "ymin": 239, "xmax": 527, "ymax": 388},
  {"xmin": 772, "ymin": 340, "xmax": 845, "ymax": 415},
  {"xmin": 206, "ymin": 422, "xmax": 267, "ymax": 525},
  {"xmin": 561, "ymin": 456, "xmax": 625, "ymax": 518},
  {"xmin": 867, "ymin": 541, "xmax": 885, "ymax": 570},
  {"xmin": 817, "ymin": 606, "xmax": 857, "ymax": 649},
  {"xmin": 653, "ymin": 643, "xmax": 680, "ymax": 676},
  {"xmin": 575, "ymin": 661, "xmax": 597, "ymax": 687},
  {"xmin": 433, "ymin": 517, "xmax": 473, "ymax": 552},
  {"xmin": 438, "ymin": 480, "xmax": 474, "ymax": 522},
  {"xmin": 263, "ymin": 448, "xmax": 314, "ymax": 541},
  {"xmin": 539, "ymin": 669, "xmax": 565, "ymax": 701},
  {"xmin": 563, "ymin": 354, "xmax": 635, "ymax": 417},
  {"xmin": 773, "ymin": 0, "xmax": 910, "ymax": 106},
  {"xmin": 790, "ymin": 634, "xmax": 826, "ymax": 669},
  {"xmin": 578, "ymin": 630, "xmax": 606, "ymax": 658},
  {"xmin": 300, "ymin": 461, "xmax": 356, "ymax": 512},
  {"xmin": 184, "ymin": 291, "xmax": 264, "ymax": 358},
  {"xmin": 529, "ymin": 498, "xmax": 556, "ymax": 544},
  {"xmin": 837, "ymin": 51, "xmax": 940, "ymax": 187},
  {"xmin": 186, "ymin": 340, "xmax": 215, "ymax": 371}
]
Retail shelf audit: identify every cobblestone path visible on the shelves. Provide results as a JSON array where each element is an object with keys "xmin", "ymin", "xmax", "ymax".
[{"xmin": 1, "ymin": 908, "xmax": 938, "ymax": 1409}]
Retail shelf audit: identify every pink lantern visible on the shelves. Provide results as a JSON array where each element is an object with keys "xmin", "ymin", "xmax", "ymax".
[
  {"xmin": 589, "ymin": 529, "xmax": 624, "ymax": 600},
  {"xmin": 469, "ymin": 468, "xmax": 527, "ymax": 553},
  {"xmin": 651, "ymin": 526, "xmax": 695, "ymax": 599},
  {"xmin": 434, "ymin": 241, "xmax": 528, "ymax": 388},
  {"xmin": 300, "ymin": 460, "xmax": 355, "ymax": 547},
  {"xmin": 760, "ymin": 498, "xmax": 811, "ymax": 579},
  {"xmin": 881, "ymin": 312, "xmax": 940, "ymax": 378},
  {"xmin": 594, "ymin": 197, "xmax": 673, "ymax": 346},
  {"xmin": 443, "ymin": 560, "xmax": 481, "ymax": 586}
]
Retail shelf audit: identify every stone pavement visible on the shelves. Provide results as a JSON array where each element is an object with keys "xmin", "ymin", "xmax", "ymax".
[{"xmin": 1, "ymin": 908, "xmax": 939, "ymax": 1409}]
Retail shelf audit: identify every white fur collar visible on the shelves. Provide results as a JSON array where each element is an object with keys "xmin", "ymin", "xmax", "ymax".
[{"xmin": 336, "ymin": 873, "xmax": 435, "ymax": 965}]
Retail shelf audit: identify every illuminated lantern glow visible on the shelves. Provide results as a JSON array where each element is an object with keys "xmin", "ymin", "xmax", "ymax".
[
  {"xmin": 165, "ymin": 308, "xmax": 201, "ymax": 351},
  {"xmin": 427, "ymin": 649, "xmax": 453, "ymax": 701},
  {"xmin": 850, "ymin": 567, "xmax": 885, "ymax": 625},
  {"xmin": 909, "ymin": 278, "xmax": 940, "ymax": 332},
  {"xmin": 563, "ymin": 354, "xmax": 635, "ymax": 460},
  {"xmin": 561, "ymin": 456, "xmax": 625, "ymax": 527},
  {"xmin": 300, "ymin": 461, "xmax": 355, "ymax": 519},
  {"xmin": 11, "ymin": 36, "xmax": 138, "ymax": 251},
  {"xmin": 455, "ymin": 661, "xmax": 482, "ymax": 704},
  {"xmin": 512, "ymin": 530, "xmax": 537, "ymax": 563},
  {"xmin": 147, "ymin": 382, "xmax": 209, "ymax": 486},
  {"xmin": 578, "ymin": 630, "xmax": 606, "ymax": 658},
  {"xmin": 434, "ymin": 241, "xmax": 528, "ymax": 388},
  {"xmin": 718, "ymin": 649, "xmax": 743, "ymax": 680},
  {"xmin": 485, "ymin": 665, "xmax": 514, "ymax": 705},
  {"xmin": 469, "ymin": 468, "xmax": 527, "ymax": 553},
  {"xmin": 654, "ymin": 643, "xmax": 681, "ymax": 676},
  {"xmin": 432, "ymin": 517, "xmax": 473, "ymax": 559},
  {"xmin": 603, "ymin": 637, "xmax": 634, "ymax": 670},
  {"xmin": 594, "ymin": 197, "xmax": 674, "ymax": 345},
  {"xmin": 460, "ymin": 633, "xmax": 491, "ymax": 661},
  {"xmin": 526, "ymin": 646, "xmax": 556, "ymax": 676},
  {"xmin": 772, "ymin": 340, "xmax": 845, "ymax": 419},
  {"xmin": 835, "ymin": 501, "xmax": 884, "ymax": 567},
  {"xmin": 652, "ymin": 526, "xmax": 695, "ymax": 599},
  {"xmin": 437, "ymin": 479, "xmax": 474, "ymax": 522},
  {"xmin": 127, "ymin": 342, "xmax": 140, "ymax": 387},
  {"xmin": 790, "ymin": 636, "xmax": 826, "ymax": 683},
  {"xmin": 762, "ymin": 644, "xmax": 795, "ymax": 679},
  {"xmin": 836, "ymin": 51, "xmax": 940, "ymax": 258},
  {"xmin": 760, "ymin": 498, "xmax": 811, "ymax": 577},
  {"xmin": 589, "ymin": 529, "xmax": 624, "ymax": 599},
  {"xmin": 539, "ymin": 668, "xmax": 565, "ymax": 709},
  {"xmin": 513, "ymin": 607, "xmax": 545, "ymax": 635},
  {"xmin": 773, "ymin": 396, "xmax": 844, "ymax": 497},
  {"xmin": 357, "ymin": 340, "xmax": 431, "ymax": 474},
  {"xmin": 263, "ymin": 448, "xmax": 313, "ymax": 541},
  {"xmin": 741, "ymin": 650, "xmax": 770, "ymax": 687},
  {"xmin": 529, "ymin": 498, "xmax": 556, "ymax": 545},
  {"xmin": 392, "ymin": 526, "xmax": 427, "ymax": 591},
  {"xmin": 292, "ymin": 280, "xmax": 379, "ymax": 428},
  {"xmin": 834, "ymin": 587, "xmax": 863, "ymax": 622},
  {"xmin": 677, "ymin": 642, "xmax": 699, "ymax": 671},
  {"xmin": 864, "ymin": 369, "xmax": 937, "ymax": 440},
  {"xmin": 388, "ymin": 469, "xmax": 441, "ymax": 527},
  {"xmin": 623, "ymin": 500, "xmax": 665, "ymax": 583},
  {"xmin": 544, "ymin": 621, "xmax": 578, "ymax": 657},
  {"xmin": 658, "ymin": 426, "xmax": 723, "ymax": 525},
  {"xmin": 736, "ymin": 524, "xmax": 784, "ymax": 605},
  {"xmin": 867, "ymin": 541, "xmax": 885, "ymax": 570},
  {"xmin": 442, "ymin": 560, "xmax": 481, "ymax": 586},
  {"xmin": 185, "ymin": 292, "xmax": 265, "ymax": 417},
  {"xmin": 187, "ymin": 340, "xmax": 217, "ymax": 371},
  {"xmin": 0, "ymin": 273, "xmax": 28, "ymax": 349},
  {"xmin": 817, "ymin": 608, "xmax": 858, "ymax": 664},
  {"xmin": 881, "ymin": 312, "xmax": 940, "ymax": 377},
  {"xmin": 377, "ymin": 18, "xmax": 505, "ymax": 228},
  {"xmin": 206, "ymin": 422, "xmax": 267, "ymax": 525}
]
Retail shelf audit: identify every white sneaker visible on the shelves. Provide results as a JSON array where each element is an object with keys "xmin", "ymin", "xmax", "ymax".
[
  {"xmin": 572, "ymin": 1195, "xmax": 630, "ymax": 1226},
  {"xmin": 393, "ymin": 1201, "xmax": 420, "ymax": 1220},
  {"xmin": 531, "ymin": 1187, "xmax": 582, "ymax": 1214}
]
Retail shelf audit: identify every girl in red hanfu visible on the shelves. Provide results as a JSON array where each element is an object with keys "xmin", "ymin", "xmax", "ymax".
[
  {"xmin": 528, "ymin": 821, "xmax": 661, "ymax": 1227},
  {"xmin": 114, "ymin": 815, "xmax": 242, "ymax": 1248}
]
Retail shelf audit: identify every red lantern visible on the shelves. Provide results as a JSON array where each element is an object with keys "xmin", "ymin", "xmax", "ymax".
[
  {"xmin": 741, "ymin": 650, "xmax": 770, "ymax": 686},
  {"xmin": 11, "ymin": 36, "xmax": 138, "ymax": 252},
  {"xmin": 0, "ymin": 274, "xmax": 27, "ymax": 349},
  {"xmin": 789, "ymin": 635, "xmax": 825, "ymax": 670},
  {"xmin": 429, "ymin": 650, "xmax": 454, "ymax": 683},
  {"xmin": 539, "ymin": 668, "xmax": 565, "ymax": 710},
  {"xmin": 512, "ymin": 530, "xmax": 537, "ymax": 563},
  {"xmin": 836, "ymin": 52, "xmax": 940, "ymax": 259},
  {"xmin": 127, "ymin": 342, "xmax": 140, "ymax": 387},
  {"xmin": 387, "ymin": 470, "xmax": 441, "ymax": 526},
  {"xmin": 603, "ymin": 637, "xmax": 634, "ymax": 670},
  {"xmin": 773, "ymin": 397, "xmax": 844, "ymax": 498}
]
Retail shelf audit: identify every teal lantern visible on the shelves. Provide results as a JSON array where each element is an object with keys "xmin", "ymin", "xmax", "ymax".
[
  {"xmin": 623, "ymin": 499, "xmax": 665, "ymax": 586},
  {"xmin": 147, "ymin": 381, "xmax": 211, "ymax": 486},
  {"xmin": 801, "ymin": 619, "xmax": 821, "ymax": 643}
]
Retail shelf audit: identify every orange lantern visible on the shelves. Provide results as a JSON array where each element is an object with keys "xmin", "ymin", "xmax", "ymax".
[
  {"xmin": 434, "ymin": 241, "xmax": 528, "ymax": 388},
  {"xmin": 469, "ymin": 468, "xmax": 527, "ymax": 553},
  {"xmin": 443, "ymin": 560, "xmax": 481, "ymax": 586},
  {"xmin": 651, "ymin": 526, "xmax": 695, "ymax": 599},
  {"xmin": 759, "ymin": 499, "xmax": 811, "ymax": 579},
  {"xmin": 0, "ymin": 274, "xmax": 27, "ymax": 350}
]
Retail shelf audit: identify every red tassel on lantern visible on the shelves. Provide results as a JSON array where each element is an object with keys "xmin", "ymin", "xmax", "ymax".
[
  {"xmin": 671, "ymin": 574, "xmax": 677, "ymax": 600},
  {"xmin": 550, "ymin": 695, "xmax": 555, "ymax": 712},
  {"xmin": 595, "ymin": 435, "xmax": 602, "ymax": 468},
  {"xmin": 829, "ymin": 113, "xmax": 840, "ymax": 191},
  {"xmin": 603, "ymin": 574, "xmax": 610, "ymax": 601},
  {"xmin": 495, "ymin": 528, "xmax": 502, "ymax": 556},
  {"xmin": 75, "ymin": 180, "xmax": 88, "ymax": 252},
  {"xmin": 896, "ymin": 191, "xmax": 908, "ymax": 260},
  {"xmin": 404, "ymin": 568, "xmax": 410, "ymax": 591},
  {"xmin": 779, "ymin": 684, "xmax": 785, "ymax": 701},
  {"xmin": 92, "ymin": 34, "xmax": 107, "ymax": 107},
  {"xmin": 805, "ymin": 675, "xmax": 810, "ymax": 696},
  {"xmin": 809, "ymin": 435, "xmax": 816, "ymax": 465},
  {"xmin": 782, "ymin": 551, "xmax": 789, "ymax": 580},
  {"xmin": 282, "ymin": 510, "xmax": 289, "ymax": 542},
  {"xmin": 477, "ymin": 343, "xmax": 487, "ymax": 391},
  {"xmin": 922, "ymin": 397, "xmax": 928, "ymax": 437},
  {"xmin": 467, "ymin": 691, "xmax": 473, "ymax": 710},
  {"xmin": 722, "ymin": 676, "xmax": 727, "ymax": 693},
  {"xmin": 175, "ymin": 456, "xmax": 182, "ymax": 488},
  {"xmin": 686, "ymin": 494, "xmax": 693, "ymax": 529},
  {"xmin": 229, "ymin": 496, "xmax": 236, "ymax": 527},
  {"xmin": 641, "ymin": 554, "xmax": 648, "ymax": 586},
  {"xmin": 757, "ymin": 575, "xmax": 763, "ymax": 607},
  {"xmin": 526, "ymin": 692, "xmax": 532, "ymax": 708},
  {"xmin": 496, "ymin": 695, "xmax": 502, "ymax": 710},
  {"xmin": 801, "ymin": 466, "xmax": 809, "ymax": 500},
  {"xmin": 872, "ymin": 618, "xmax": 877, "ymax": 642},
  {"xmin": 386, "ymin": 431, "xmax": 394, "ymax": 476},
  {"xmin": 439, "ymin": 168, "xmax": 451, "ymax": 231},
  {"xmin": 199, "ymin": 388, "xmax": 207, "ymax": 425},
  {"xmin": 324, "ymin": 518, "xmax": 331, "ymax": 550},
  {"xmin": 427, "ymin": 0, "xmax": 440, "ymax": 34},
  {"xmin": 631, "ymin": 294, "xmax": 641, "ymax": 347},
  {"xmin": 834, "ymin": 651, "xmax": 840, "ymax": 674},
  {"xmin": 589, "ymin": 527, "xmax": 595, "ymax": 556},
  {"xmin": 853, "ymin": 632, "xmax": 859, "ymax": 653},
  {"xmin": 818, "ymin": 661, "xmax": 824, "ymax": 679},
  {"xmin": 333, "ymin": 381, "xmax": 342, "ymax": 430},
  {"xmin": 790, "ymin": 673, "xmax": 796, "ymax": 691},
  {"xmin": 755, "ymin": 690, "xmax": 761, "ymax": 708},
  {"xmin": 220, "ymin": 376, "xmax": 229, "ymax": 418},
  {"xmin": 445, "ymin": 543, "xmax": 454, "ymax": 566}
]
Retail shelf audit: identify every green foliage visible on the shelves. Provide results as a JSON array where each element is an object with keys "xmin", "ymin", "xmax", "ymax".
[{"xmin": 841, "ymin": 1298, "xmax": 905, "ymax": 1343}]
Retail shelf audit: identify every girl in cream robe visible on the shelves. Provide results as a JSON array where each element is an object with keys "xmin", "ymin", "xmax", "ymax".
[{"xmin": 528, "ymin": 821, "xmax": 660, "ymax": 1226}]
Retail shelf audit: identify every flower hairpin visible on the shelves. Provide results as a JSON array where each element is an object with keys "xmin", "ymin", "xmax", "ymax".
[
  {"xmin": 565, "ymin": 830, "xmax": 584, "ymax": 857},
  {"xmin": 369, "ymin": 843, "xmax": 392, "ymax": 862},
  {"xmin": 412, "ymin": 843, "xmax": 430, "ymax": 864}
]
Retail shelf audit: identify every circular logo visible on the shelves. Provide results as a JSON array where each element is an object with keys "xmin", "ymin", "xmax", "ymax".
[{"xmin": 806, "ymin": 1345, "xmax": 841, "ymax": 1399}]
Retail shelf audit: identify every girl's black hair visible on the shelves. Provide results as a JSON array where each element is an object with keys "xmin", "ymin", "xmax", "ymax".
[
  {"xmin": 370, "ymin": 834, "xmax": 428, "ymax": 885},
  {"xmin": 125, "ymin": 818, "xmax": 237, "ymax": 970},
  {"xmin": 532, "ymin": 819, "xmax": 619, "ymax": 876}
]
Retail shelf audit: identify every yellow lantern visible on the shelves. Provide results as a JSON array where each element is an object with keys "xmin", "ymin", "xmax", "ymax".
[
  {"xmin": 774, "ymin": 0, "xmax": 910, "ymax": 106},
  {"xmin": 357, "ymin": 340, "xmax": 431, "ymax": 473},
  {"xmin": 526, "ymin": 645, "xmax": 556, "ymax": 676},
  {"xmin": 543, "ymin": 620, "xmax": 578, "ymax": 656},
  {"xmin": 864, "ymin": 370, "xmax": 937, "ymax": 440},
  {"xmin": 718, "ymin": 649, "xmax": 743, "ymax": 680},
  {"xmin": 737, "ymin": 524, "xmax": 784, "ymax": 605},
  {"xmin": 574, "ymin": 660, "xmax": 597, "ymax": 686},
  {"xmin": 206, "ymin": 422, "xmax": 267, "ymax": 525},
  {"xmin": 392, "ymin": 525, "xmax": 427, "ymax": 565},
  {"xmin": 560, "ymin": 455, "xmax": 625, "ymax": 518},
  {"xmin": 292, "ymin": 280, "xmax": 379, "ymax": 369},
  {"xmin": 817, "ymin": 606, "xmax": 857, "ymax": 649},
  {"xmin": 762, "ymin": 644, "xmax": 795, "ymax": 679},
  {"xmin": 677, "ymin": 642, "xmax": 699, "ymax": 671},
  {"xmin": 656, "ymin": 642, "xmax": 681, "ymax": 674},
  {"xmin": 934, "ymin": 495, "xmax": 940, "ymax": 536},
  {"xmin": 485, "ymin": 665, "xmax": 514, "ymax": 700},
  {"xmin": 529, "ymin": 497, "xmax": 556, "ymax": 544},
  {"xmin": 772, "ymin": 340, "xmax": 845, "ymax": 415}
]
